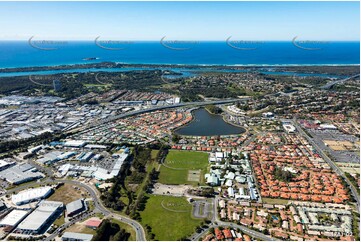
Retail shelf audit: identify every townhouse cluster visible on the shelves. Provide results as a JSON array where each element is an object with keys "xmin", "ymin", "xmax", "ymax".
[
  {"xmin": 205, "ymin": 152, "xmax": 259, "ymax": 202},
  {"xmin": 216, "ymin": 199, "xmax": 354, "ymax": 241},
  {"xmin": 245, "ymin": 132, "xmax": 350, "ymax": 203},
  {"xmin": 203, "ymin": 227, "xmax": 252, "ymax": 241},
  {"xmin": 171, "ymin": 133, "xmax": 250, "ymax": 151}
]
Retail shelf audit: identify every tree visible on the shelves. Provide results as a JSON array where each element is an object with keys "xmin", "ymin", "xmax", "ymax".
[
  {"xmin": 172, "ymin": 133, "xmax": 181, "ymax": 143},
  {"xmin": 112, "ymin": 229, "xmax": 130, "ymax": 241}
]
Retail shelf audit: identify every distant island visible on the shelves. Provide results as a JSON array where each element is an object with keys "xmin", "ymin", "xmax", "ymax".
[{"xmin": 82, "ymin": 57, "xmax": 99, "ymax": 61}]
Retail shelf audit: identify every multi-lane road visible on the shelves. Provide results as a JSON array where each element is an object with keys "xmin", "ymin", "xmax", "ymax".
[
  {"xmin": 320, "ymin": 74, "xmax": 360, "ymax": 89},
  {"xmin": 5, "ymin": 98, "xmax": 252, "ymax": 242},
  {"xmin": 72, "ymin": 98, "xmax": 250, "ymax": 133},
  {"xmin": 4, "ymin": 95, "xmax": 359, "ymax": 241},
  {"xmin": 290, "ymin": 118, "xmax": 360, "ymax": 212}
]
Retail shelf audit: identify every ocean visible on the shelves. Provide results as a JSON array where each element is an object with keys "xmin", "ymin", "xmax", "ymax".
[{"xmin": 0, "ymin": 41, "xmax": 359, "ymax": 68}]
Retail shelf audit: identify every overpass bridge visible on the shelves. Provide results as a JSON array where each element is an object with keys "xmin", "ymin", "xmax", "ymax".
[
  {"xmin": 321, "ymin": 74, "xmax": 360, "ymax": 89},
  {"xmin": 71, "ymin": 98, "xmax": 250, "ymax": 133}
]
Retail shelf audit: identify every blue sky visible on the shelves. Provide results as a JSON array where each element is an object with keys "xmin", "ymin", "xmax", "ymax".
[{"xmin": 0, "ymin": 1, "xmax": 359, "ymax": 41}]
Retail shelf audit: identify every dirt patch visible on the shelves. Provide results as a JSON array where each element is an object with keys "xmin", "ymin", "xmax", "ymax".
[
  {"xmin": 49, "ymin": 183, "xmax": 88, "ymax": 204},
  {"xmin": 152, "ymin": 183, "xmax": 191, "ymax": 196},
  {"xmin": 187, "ymin": 170, "xmax": 201, "ymax": 182}
]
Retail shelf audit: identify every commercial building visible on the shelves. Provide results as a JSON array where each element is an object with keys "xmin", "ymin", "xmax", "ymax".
[
  {"xmin": 84, "ymin": 144, "xmax": 107, "ymax": 150},
  {"xmin": 0, "ymin": 159, "xmax": 15, "ymax": 171},
  {"xmin": 36, "ymin": 151, "xmax": 63, "ymax": 164},
  {"xmin": 0, "ymin": 165, "xmax": 44, "ymax": 185},
  {"xmin": 61, "ymin": 232, "xmax": 93, "ymax": 241},
  {"xmin": 0, "ymin": 209, "xmax": 29, "ymax": 228},
  {"xmin": 27, "ymin": 145, "xmax": 43, "ymax": 154},
  {"xmin": 63, "ymin": 140, "xmax": 87, "ymax": 148},
  {"xmin": 16, "ymin": 200, "xmax": 63, "ymax": 234},
  {"xmin": 37, "ymin": 151, "xmax": 76, "ymax": 165},
  {"xmin": 66, "ymin": 199, "xmax": 86, "ymax": 217},
  {"xmin": 283, "ymin": 124, "xmax": 296, "ymax": 134},
  {"xmin": 85, "ymin": 218, "xmax": 102, "ymax": 229},
  {"xmin": 12, "ymin": 186, "xmax": 53, "ymax": 205},
  {"xmin": 78, "ymin": 152, "xmax": 93, "ymax": 162},
  {"xmin": 320, "ymin": 124, "xmax": 338, "ymax": 130}
]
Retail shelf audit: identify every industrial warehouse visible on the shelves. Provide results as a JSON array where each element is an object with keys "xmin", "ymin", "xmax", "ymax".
[
  {"xmin": 0, "ymin": 161, "xmax": 44, "ymax": 185},
  {"xmin": 66, "ymin": 199, "xmax": 86, "ymax": 217},
  {"xmin": 15, "ymin": 200, "xmax": 63, "ymax": 234},
  {"xmin": 11, "ymin": 187, "xmax": 53, "ymax": 206}
]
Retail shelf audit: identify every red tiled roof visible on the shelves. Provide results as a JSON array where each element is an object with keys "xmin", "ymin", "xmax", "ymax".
[{"xmin": 85, "ymin": 219, "xmax": 102, "ymax": 228}]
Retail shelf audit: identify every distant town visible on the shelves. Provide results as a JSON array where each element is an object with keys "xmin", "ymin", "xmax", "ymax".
[{"xmin": 0, "ymin": 64, "xmax": 359, "ymax": 241}]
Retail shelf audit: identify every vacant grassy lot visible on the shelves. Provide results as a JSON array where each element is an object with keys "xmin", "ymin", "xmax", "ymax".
[
  {"xmin": 262, "ymin": 197, "xmax": 290, "ymax": 205},
  {"xmin": 49, "ymin": 183, "xmax": 88, "ymax": 204},
  {"xmin": 158, "ymin": 150, "xmax": 209, "ymax": 185},
  {"xmin": 139, "ymin": 195, "xmax": 202, "ymax": 241}
]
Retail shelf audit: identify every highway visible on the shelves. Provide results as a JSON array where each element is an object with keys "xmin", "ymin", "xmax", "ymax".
[
  {"xmin": 320, "ymin": 74, "xmax": 360, "ymax": 89},
  {"xmin": 4, "ymin": 98, "xmax": 250, "ymax": 241},
  {"xmin": 72, "ymin": 98, "xmax": 249, "ymax": 133},
  {"xmin": 290, "ymin": 119, "xmax": 360, "ymax": 212}
]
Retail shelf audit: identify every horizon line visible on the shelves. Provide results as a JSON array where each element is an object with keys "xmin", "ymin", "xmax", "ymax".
[{"xmin": 0, "ymin": 39, "xmax": 360, "ymax": 42}]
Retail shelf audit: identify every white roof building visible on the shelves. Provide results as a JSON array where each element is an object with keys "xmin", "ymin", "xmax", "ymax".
[
  {"xmin": 0, "ymin": 165, "xmax": 44, "ymax": 184},
  {"xmin": 84, "ymin": 144, "xmax": 107, "ymax": 149},
  {"xmin": 225, "ymin": 179, "xmax": 233, "ymax": 187},
  {"xmin": 227, "ymin": 187, "xmax": 235, "ymax": 197},
  {"xmin": 62, "ymin": 232, "xmax": 93, "ymax": 241},
  {"xmin": 0, "ymin": 159, "xmax": 15, "ymax": 171},
  {"xmin": 283, "ymin": 124, "xmax": 296, "ymax": 133},
  {"xmin": 93, "ymin": 168, "xmax": 113, "ymax": 181},
  {"xmin": 225, "ymin": 172, "xmax": 235, "ymax": 180},
  {"xmin": 320, "ymin": 124, "xmax": 337, "ymax": 130},
  {"xmin": 12, "ymin": 186, "xmax": 53, "ymax": 205},
  {"xmin": 17, "ymin": 200, "xmax": 63, "ymax": 233},
  {"xmin": 0, "ymin": 209, "xmax": 28, "ymax": 227},
  {"xmin": 63, "ymin": 140, "xmax": 86, "ymax": 148},
  {"xmin": 66, "ymin": 199, "xmax": 85, "ymax": 217}
]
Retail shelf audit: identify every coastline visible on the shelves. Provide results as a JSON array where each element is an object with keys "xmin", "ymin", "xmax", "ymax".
[{"xmin": 0, "ymin": 61, "xmax": 359, "ymax": 74}]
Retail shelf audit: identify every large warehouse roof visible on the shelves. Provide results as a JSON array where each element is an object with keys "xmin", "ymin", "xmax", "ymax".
[
  {"xmin": 62, "ymin": 232, "xmax": 93, "ymax": 241},
  {"xmin": 0, "ymin": 209, "xmax": 28, "ymax": 227},
  {"xmin": 17, "ymin": 200, "xmax": 63, "ymax": 232},
  {"xmin": 63, "ymin": 140, "xmax": 86, "ymax": 147},
  {"xmin": 12, "ymin": 186, "xmax": 53, "ymax": 205},
  {"xmin": 66, "ymin": 199, "xmax": 84, "ymax": 215},
  {"xmin": 0, "ymin": 164, "xmax": 44, "ymax": 184}
]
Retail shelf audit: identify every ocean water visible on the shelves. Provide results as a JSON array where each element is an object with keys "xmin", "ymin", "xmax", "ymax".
[{"xmin": 0, "ymin": 41, "xmax": 359, "ymax": 68}]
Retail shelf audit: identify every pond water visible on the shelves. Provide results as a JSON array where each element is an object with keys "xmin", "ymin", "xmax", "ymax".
[{"xmin": 175, "ymin": 108, "xmax": 246, "ymax": 136}]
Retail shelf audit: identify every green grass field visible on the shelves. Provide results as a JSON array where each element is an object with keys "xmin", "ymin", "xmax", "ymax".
[
  {"xmin": 139, "ymin": 195, "xmax": 202, "ymax": 241},
  {"xmin": 158, "ymin": 150, "xmax": 209, "ymax": 185}
]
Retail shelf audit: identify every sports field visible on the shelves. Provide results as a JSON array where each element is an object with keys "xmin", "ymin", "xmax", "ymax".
[
  {"xmin": 158, "ymin": 150, "xmax": 209, "ymax": 185},
  {"xmin": 139, "ymin": 195, "xmax": 202, "ymax": 241}
]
